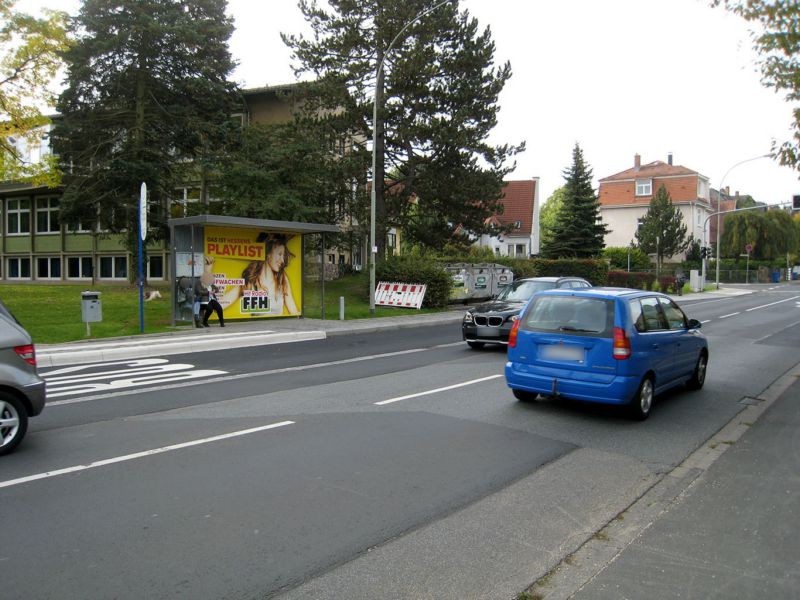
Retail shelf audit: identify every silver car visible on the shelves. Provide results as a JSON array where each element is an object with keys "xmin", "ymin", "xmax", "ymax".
[{"xmin": 0, "ymin": 299, "xmax": 46, "ymax": 456}]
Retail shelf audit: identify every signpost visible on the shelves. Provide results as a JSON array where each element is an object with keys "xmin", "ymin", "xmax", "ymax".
[
  {"xmin": 138, "ymin": 183, "xmax": 147, "ymax": 333},
  {"xmin": 742, "ymin": 244, "xmax": 752, "ymax": 284}
]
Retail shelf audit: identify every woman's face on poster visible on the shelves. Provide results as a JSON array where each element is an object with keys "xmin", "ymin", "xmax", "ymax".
[{"xmin": 267, "ymin": 243, "xmax": 286, "ymax": 273}]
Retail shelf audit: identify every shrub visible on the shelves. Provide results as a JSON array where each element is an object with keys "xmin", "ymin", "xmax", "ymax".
[
  {"xmin": 602, "ymin": 246, "xmax": 651, "ymax": 271},
  {"xmin": 607, "ymin": 270, "xmax": 656, "ymax": 290},
  {"xmin": 376, "ymin": 257, "xmax": 452, "ymax": 308}
]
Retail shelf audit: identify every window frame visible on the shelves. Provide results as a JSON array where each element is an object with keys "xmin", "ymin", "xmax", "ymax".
[
  {"xmin": 635, "ymin": 179, "xmax": 653, "ymax": 197},
  {"xmin": 36, "ymin": 256, "xmax": 62, "ymax": 279},
  {"xmin": 35, "ymin": 196, "xmax": 60, "ymax": 234},
  {"xmin": 6, "ymin": 198, "xmax": 31, "ymax": 235},
  {"xmin": 7, "ymin": 257, "xmax": 31, "ymax": 279}
]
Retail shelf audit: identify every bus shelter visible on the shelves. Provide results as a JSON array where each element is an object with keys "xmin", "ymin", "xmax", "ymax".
[{"xmin": 169, "ymin": 215, "xmax": 340, "ymax": 326}]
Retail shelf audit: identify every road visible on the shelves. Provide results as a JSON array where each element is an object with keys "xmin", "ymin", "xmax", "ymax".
[{"xmin": 2, "ymin": 284, "xmax": 799, "ymax": 599}]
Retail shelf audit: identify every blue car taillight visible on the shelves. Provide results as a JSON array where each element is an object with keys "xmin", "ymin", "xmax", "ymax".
[{"xmin": 612, "ymin": 327, "xmax": 631, "ymax": 360}]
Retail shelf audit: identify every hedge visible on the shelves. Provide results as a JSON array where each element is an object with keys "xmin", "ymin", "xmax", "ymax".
[{"xmin": 376, "ymin": 256, "xmax": 452, "ymax": 308}]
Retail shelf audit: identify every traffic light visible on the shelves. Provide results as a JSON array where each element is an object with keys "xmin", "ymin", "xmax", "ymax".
[
  {"xmin": 700, "ymin": 247, "xmax": 708, "ymax": 259},
  {"xmin": 793, "ymin": 195, "xmax": 800, "ymax": 210}
]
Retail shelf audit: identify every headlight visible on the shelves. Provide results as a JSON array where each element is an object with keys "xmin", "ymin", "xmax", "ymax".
[{"xmin": 463, "ymin": 312, "xmax": 474, "ymax": 324}]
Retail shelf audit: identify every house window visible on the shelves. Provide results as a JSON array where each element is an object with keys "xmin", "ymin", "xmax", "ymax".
[
  {"xmin": 68, "ymin": 256, "xmax": 93, "ymax": 279},
  {"xmin": 507, "ymin": 244, "xmax": 526, "ymax": 257},
  {"xmin": 327, "ymin": 253, "xmax": 335, "ymax": 263},
  {"xmin": 99, "ymin": 255, "xmax": 127, "ymax": 279},
  {"xmin": 37, "ymin": 256, "xmax": 61, "ymax": 279},
  {"xmin": 635, "ymin": 179, "xmax": 652, "ymax": 196},
  {"xmin": 636, "ymin": 218, "xmax": 644, "ymax": 233},
  {"xmin": 148, "ymin": 255, "xmax": 164, "ymax": 279},
  {"xmin": 387, "ymin": 233, "xmax": 397, "ymax": 248},
  {"xmin": 36, "ymin": 197, "xmax": 60, "ymax": 233},
  {"xmin": 6, "ymin": 198, "xmax": 30, "ymax": 234},
  {"xmin": 7, "ymin": 257, "xmax": 31, "ymax": 279},
  {"xmin": 514, "ymin": 220, "xmax": 522, "ymax": 229}
]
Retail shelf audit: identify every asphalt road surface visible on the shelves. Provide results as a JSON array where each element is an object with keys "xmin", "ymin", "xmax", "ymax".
[{"xmin": 3, "ymin": 284, "xmax": 799, "ymax": 599}]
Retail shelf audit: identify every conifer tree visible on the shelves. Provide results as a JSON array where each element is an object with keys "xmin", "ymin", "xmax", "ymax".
[
  {"xmin": 543, "ymin": 144, "xmax": 607, "ymax": 258},
  {"xmin": 52, "ymin": 0, "xmax": 238, "ymax": 275},
  {"xmin": 283, "ymin": 0, "xmax": 523, "ymax": 257},
  {"xmin": 636, "ymin": 184, "xmax": 690, "ymax": 269}
]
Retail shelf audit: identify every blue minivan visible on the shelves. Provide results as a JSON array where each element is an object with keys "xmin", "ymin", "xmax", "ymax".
[{"xmin": 505, "ymin": 288, "xmax": 708, "ymax": 420}]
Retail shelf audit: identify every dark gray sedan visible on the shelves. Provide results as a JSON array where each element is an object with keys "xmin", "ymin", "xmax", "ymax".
[{"xmin": 461, "ymin": 276, "xmax": 591, "ymax": 348}]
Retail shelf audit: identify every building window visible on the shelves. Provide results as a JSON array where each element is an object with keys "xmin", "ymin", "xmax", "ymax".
[
  {"xmin": 507, "ymin": 243, "xmax": 526, "ymax": 257},
  {"xmin": 7, "ymin": 257, "xmax": 31, "ymax": 279},
  {"xmin": 6, "ymin": 198, "xmax": 31, "ymax": 235},
  {"xmin": 68, "ymin": 256, "xmax": 93, "ymax": 279},
  {"xmin": 387, "ymin": 232, "xmax": 397, "ymax": 248},
  {"xmin": 148, "ymin": 255, "xmax": 164, "ymax": 279},
  {"xmin": 635, "ymin": 179, "xmax": 652, "ymax": 196},
  {"xmin": 99, "ymin": 255, "xmax": 127, "ymax": 279},
  {"xmin": 36, "ymin": 256, "xmax": 61, "ymax": 279},
  {"xmin": 514, "ymin": 220, "xmax": 522, "ymax": 229},
  {"xmin": 36, "ymin": 197, "xmax": 60, "ymax": 233}
]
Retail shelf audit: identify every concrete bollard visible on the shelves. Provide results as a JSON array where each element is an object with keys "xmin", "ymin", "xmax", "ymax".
[{"xmin": 340, "ymin": 296, "xmax": 345, "ymax": 320}]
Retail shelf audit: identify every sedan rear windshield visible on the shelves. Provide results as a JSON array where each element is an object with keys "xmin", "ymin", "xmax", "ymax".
[{"xmin": 522, "ymin": 296, "xmax": 613, "ymax": 337}]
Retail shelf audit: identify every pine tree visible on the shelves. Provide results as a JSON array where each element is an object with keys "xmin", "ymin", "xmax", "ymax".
[
  {"xmin": 51, "ymin": 0, "xmax": 238, "ymax": 277},
  {"xmin": 543, "ymin": 144, "xmax": 607, "ymax": 258},
  {"xmin": 283, "ymin": 0, "xmax": 523, "ymax": 257},
  {"xmin": 635, "ymin": 184, "xmax": 689, "ymax": 269}
]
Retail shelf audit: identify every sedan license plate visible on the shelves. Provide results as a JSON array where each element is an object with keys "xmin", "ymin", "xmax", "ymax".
[{"xmin": 540, "ymin": 344, "xmax": 584, "ymax": 362}]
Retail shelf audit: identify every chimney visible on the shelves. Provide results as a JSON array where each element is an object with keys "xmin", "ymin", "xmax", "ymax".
[
  {"xmin": 634, "ymin": 154, "xmax": 641, "ymax": 168},
  {"xmin": 668, "ymin": 152, "xmax": 673, "ymax": 166}
]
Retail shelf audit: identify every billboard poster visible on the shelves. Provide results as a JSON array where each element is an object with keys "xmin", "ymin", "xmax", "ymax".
[{"xmin": 203, "ymin": 226, "xmax": 302, "ymax": 318}]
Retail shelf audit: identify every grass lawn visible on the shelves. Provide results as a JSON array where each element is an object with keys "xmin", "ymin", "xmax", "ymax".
[{"xmin": 0, "ymin": 274, "xmax": 444, "ymax": 344}]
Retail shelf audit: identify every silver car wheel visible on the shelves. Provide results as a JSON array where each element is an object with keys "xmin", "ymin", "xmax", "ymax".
[{"xmin": 0, "ymin": 395, "xmax": 26, "ymax": 455}]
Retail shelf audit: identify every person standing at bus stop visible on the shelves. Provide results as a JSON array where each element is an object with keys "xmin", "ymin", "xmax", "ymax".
[{"xmin": 202, "ymin": 284, "xmax": 225, "ymax": 327}]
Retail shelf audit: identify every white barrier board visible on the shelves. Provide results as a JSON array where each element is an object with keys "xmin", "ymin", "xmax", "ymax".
[{"xmin": 375, "ymin": 282, "xmax": 427, "ymax": 309}]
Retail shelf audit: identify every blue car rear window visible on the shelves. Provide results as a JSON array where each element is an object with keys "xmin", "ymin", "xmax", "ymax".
[{"xmin": 522, "ymin": 296, "xmax": 613, "ymax": 337}]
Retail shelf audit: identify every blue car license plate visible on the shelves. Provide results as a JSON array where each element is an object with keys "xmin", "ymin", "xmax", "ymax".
[{"xmin": 540, "ymin": 344, "xmax": 584, "ymax": 362}]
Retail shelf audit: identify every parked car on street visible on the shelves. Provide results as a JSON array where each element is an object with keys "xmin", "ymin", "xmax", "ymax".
[
  {"xmin": 0, "ymin": 299, "xmax": 46, "ymax": 455},
  {"xmin": 462, "ymin": 276, "xmax": 591, "ymax": 348},
  {"xmin": 505, "ymin": 288, "xmax": 708, "ymax": 420}
]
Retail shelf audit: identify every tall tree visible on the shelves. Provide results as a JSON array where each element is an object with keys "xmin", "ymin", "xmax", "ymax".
[
  {"xmin": 635, "ymin": 184, "xmax": 690, "ymax": 269},
  {"xmin": 713, "ymin": 1, "xmax": 800, "ymax": 169},
  {"xmin": 538, "ymin": 186, "xmax": 565, "ymax": 252},
  {"xmin": 283, "ymin": 0, "xmax": 523, "ymax": 257},
  {"xmin": 543, "ymin": 143, "xmax": 607, "ymax": 258},
  {"xmin": 721, "ymin": 209, "xmax": 798, "ymax": 260},
  {"xmin": 216, "ymin": 119, "xmax": 365, "ymax": 227},
  {"xmin": 0, "ymin": 1, "xmax": 69, "ymax": 186},
  {"xmin": 52, "ymin": 0, "xmax": 239, "ymax": 277}
]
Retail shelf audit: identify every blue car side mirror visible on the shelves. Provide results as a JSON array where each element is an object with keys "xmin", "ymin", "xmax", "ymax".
[{"xmin": 688, "ymin": 318, "xmax": 702, "ymax": 329}]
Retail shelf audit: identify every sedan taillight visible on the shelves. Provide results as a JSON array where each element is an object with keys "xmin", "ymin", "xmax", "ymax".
[
  {"xmin": 14, "ymin": 344, "xmax": 36, "ymax": 366},
  {"xmin": 508, "ymin": 318, "xmax": 521, "ymax": 348},
  {"xmin": 612, "ymin": 327, "xmax": 631, "ymax": 360}
]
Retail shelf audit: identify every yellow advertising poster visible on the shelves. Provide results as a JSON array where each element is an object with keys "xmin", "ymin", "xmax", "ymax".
[{"xmin": 203, "ymin": 226, "xmax": 302, "ymax": 318}]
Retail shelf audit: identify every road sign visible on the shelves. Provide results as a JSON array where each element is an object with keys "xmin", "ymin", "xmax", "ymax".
[
  {"xmin": 745, "ymin": 243, "xmax": 753, "ymax": 254},
  {"xmin": 139, "ymin": 182, "xmax": 147, "ymax": 241}
]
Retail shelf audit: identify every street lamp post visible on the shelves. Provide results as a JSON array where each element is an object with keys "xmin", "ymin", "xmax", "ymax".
[
  {"xmin": 714, "ymin": 154, "xmax": 771, "ymax": 290},
  {"xmin": 369, "ymin": 0, "xmax": 455, "ymax": 314}
]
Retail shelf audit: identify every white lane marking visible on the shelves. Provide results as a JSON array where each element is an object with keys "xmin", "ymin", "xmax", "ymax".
[
  {"xmin": 679, "ymin": 297, "xmax": 733, "ymax": 306},
  {"xmin": 719, "ymin": 312, "xmax": 740, "ymax": 319},
  {"xmin": 46, "ymin": 344, "xmax": 464, "ymax": 407},
  {"xmin": 43, "ymin": 358, "xmax": 227, "ymax": 400},
  {"xmin": 375, "ymin": 374, "xmax": 503, "ymax": 406},
  {"xmin": 745, "ymin": 295, "xmax": 800, "ymax": 312},
  {"xmin": 700, "ymin": 320, "xmax": 712, "ymax": 324},
  {"xmin": 754, "ymin": 318, "xmax": 800, "ymax": 343},
  {"xmin": 0, "ymin": 421, "xmax": 294, "ymax": 490}
]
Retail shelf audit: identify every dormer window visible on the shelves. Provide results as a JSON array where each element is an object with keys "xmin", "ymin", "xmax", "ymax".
[
  {"xmin": 635, "ymin": 179, "xmax": 652, "ymax": 196},
  {"xmin": 514, "ymin": 220, "xmax": 522, "ymax": 229}
]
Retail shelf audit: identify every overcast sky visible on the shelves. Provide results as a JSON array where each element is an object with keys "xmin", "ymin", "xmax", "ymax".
[{"xmin": 20, "ymin": 0, "xmax": 800, "ymax": 207}]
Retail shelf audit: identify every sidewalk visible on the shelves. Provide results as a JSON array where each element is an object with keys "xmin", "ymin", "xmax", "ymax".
[{"xmin": 531, "ymin": 363, "xmax": 800, "ymax": 600}]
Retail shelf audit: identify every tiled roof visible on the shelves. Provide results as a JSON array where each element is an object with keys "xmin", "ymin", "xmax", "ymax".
[
  {"xmin": 600, "ymin": 160, "xmax": 698, "ymax": 182},
  {"xmin": 491, "ymin": 179, "xmax": 537, "ymax": 235}
]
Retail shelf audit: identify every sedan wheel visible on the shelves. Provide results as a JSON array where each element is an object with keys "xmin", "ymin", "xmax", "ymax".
[
  {"xmin": 687, "ymin": 354, "xmax": 707, "ymax": 390},
  {"xmin": 629, "ymin": 376, "xmax": 654, "ymax": 421},
  {"xmin": 0, "ymin": 394, "xmax": 28, "ymax": 456}
]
